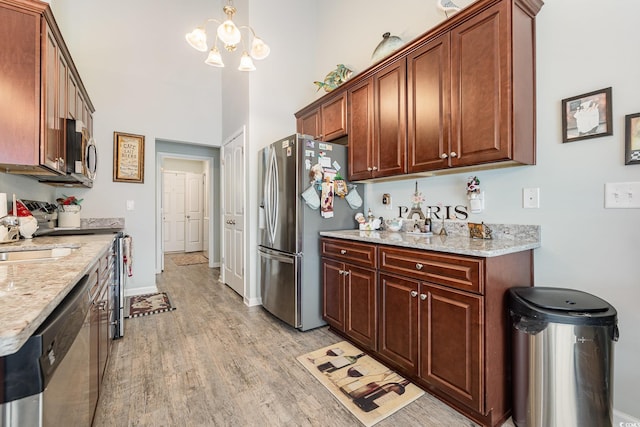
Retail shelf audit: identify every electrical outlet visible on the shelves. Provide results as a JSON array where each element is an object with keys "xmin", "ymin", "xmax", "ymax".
[
  {"xmin": 523, "ymin": 188, "xmax": 540, "ymax": 209},
  {"xmin": 382, "ymin": 193, "xmax": 391, "ymax": 205}
]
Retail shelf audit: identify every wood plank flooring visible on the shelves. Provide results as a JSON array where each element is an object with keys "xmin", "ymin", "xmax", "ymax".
[{"xmin": 93, "ymin": 254, "xmax": 510, "ymax": 426}]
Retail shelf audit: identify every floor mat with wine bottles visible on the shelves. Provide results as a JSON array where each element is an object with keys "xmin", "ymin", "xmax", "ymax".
[{"xmin": 297, "ymin": 341, "xmax": 424, "ymax": 427}]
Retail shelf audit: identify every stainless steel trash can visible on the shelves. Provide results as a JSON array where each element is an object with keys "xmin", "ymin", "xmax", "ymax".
[{"xmin": 509, "ymin": 287, "xmax": 618, "ymax": 427}]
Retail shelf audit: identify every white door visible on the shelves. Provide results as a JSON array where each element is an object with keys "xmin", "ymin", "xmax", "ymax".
[
  {"xmin": 163, "ymin": 171, "xmax": 186, "ymax": 252},
  {"xmin": 222, "ymin": 131, "xmax": 245, "ymax": 296},
  {"xmin": 185, "ymin": 172, "xmax": 204, "ymax": 253}
]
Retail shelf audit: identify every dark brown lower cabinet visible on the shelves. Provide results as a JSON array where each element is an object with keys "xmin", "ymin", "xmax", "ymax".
[
  {"xmin": 321, "ymin": 237, "xmax": 533, "ymax": 427},
  {"xmin": 322, "ymin": 257, "xmax": 377, "ymax": 352},
  {"xmin": 419, "ymin": 283, "xmax": 482, "ymax": 412}
]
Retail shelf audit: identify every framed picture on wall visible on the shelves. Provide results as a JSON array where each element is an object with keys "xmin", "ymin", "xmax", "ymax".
[
  {"xmin": 562, "ymin": 87, "xmax": 613, "ymax": 143},
  {"xmin": 625, "ymin": 113, "xmax": 640, "ymax": 165},
  {"xmin": 113, "ymin": 131, "xmax": 145, "ymax": 183}
]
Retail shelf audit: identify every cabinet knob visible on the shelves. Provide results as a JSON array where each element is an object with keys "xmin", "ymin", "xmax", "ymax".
[
  {"xmin": 440, "ymin": 153, "xmax": 448, "ymax": 159},
  {"xmin": 342, "ymin": 271, "xmax": 350, "ymax": 276},
  {"xmin": 340, "ymin": 249, "xmax": 347, "ymax": 254},
  {"xmin": 420, "ymin": 293, "xmax": 427, "ymax": 300},
  {"xmin": 372, "ymin": 166, "xmax": 378, "ymax": 171},
  {"xmin": 367, "ymin": 167, "xmax": 373, "ymax": 172},
  {"xmin": 338, "ymin": 269, "xmax": 344, "ymax": 274},
  {"xmin": 410, "ymin": 290, "xmax": 418, "ymax": 298},
  {"xmin": 415, "ymin": 263, "xmax": 424, "ymax": 270},
  {"xmin": 450, "ymin": 151, "xmax": 457, "ymax": 158}
]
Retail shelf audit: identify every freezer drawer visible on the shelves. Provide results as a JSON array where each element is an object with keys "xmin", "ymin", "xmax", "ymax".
[{"xmin": 259, "ymin": 247, "xmax": 301, "ymax": 328}]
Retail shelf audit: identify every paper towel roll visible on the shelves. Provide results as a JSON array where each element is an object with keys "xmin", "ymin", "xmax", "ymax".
[{"xmin": 0, "ymin": 193, "xmax": 7, "ymax": 218}]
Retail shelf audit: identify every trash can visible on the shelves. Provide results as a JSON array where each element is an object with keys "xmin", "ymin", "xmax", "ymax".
[{"xmin": 509, "ymin": 287, "xmax": 618, "ymax": 427}]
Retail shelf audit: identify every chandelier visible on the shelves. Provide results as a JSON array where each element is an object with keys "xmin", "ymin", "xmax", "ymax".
[{"xmin": 185, "ymin": 0, "xmax": 270, "ymax": 71}]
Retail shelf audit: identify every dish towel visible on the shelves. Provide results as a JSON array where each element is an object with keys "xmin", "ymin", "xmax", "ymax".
[{"xmin": 123, "ymin": 235, "xmax": 133, "ymax": 277}]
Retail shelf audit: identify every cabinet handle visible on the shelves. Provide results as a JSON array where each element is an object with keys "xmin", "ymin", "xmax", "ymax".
[
  {"xmin": 420, "ymin": 293, "xmax": 427, "ymax": 300},
  {"xmin": 338, "ymin": 269, "xmax": 344, "ymax": 274},
  {"xmin": 340, "ymin": 249, "xmax": 347, "ymax": 254},
  {"xmin": 372, "ymin": 166, "xmax": 378, "ymax": 171},
  {"xmin": 415, "ymin": 263, "xmax": 424, "ymax": 270},
  {"xmin": 342, "ymin": 271, "xmax": 350, "ymax": 276},
  {"xmin": 450, "ymin": 151, "xmax": 457, "ymax": 158},
  {"xmin": 410, "ymin": 290, "xmax": 418, "ymax": 298},
  {"xmin": 367, "ymin": 167, "xmax": 373, "ymax": 172},
  {"xmin": 440, "ymin": 153, "xmax": 448, "ymax": 159}
]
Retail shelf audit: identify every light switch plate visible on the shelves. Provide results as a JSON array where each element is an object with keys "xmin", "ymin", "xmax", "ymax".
[
  {"xmin": 605, "ymin": 182, "xmax": 640, "ymax": 208},
  {"xmin": 126, "ymin": 200, "xmax": 135, "ymax": 211},
  {"xmin": 523, "ymin": 188, "xmax": 540, "ymax": 209}
]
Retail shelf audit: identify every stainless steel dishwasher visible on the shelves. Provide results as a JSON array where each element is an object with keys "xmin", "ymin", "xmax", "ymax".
[{"xmin": 0, "ymin": 274, "xmax": 92, "ymax": 427}]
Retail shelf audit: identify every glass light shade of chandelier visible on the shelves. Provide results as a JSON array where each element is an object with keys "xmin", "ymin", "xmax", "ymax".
[
  {"xmin": 250, "ymin": 36, "xmax": 270, "ymax": 60},
  {"xmin": 217, "ymin": 19, "xmax": 241, "ymax": 46},
  {"xmin": 238, "ymin": 51, "xmax": 256, "ymax": 71},
  {"xmin": 185, "ymin": 27, "xmax": 208, "ymax": 52},
  {"xmin": 185, "ymin": 0, "xmax": 270, "ymax": 71},
  {"xmin": 205, "ymin": 46, "xmax": 224, "ymax": 67}
]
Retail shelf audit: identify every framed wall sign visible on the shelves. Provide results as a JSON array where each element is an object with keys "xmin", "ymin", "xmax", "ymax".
[
  {"xmin": 561, "ymin": 87, "xmax": 613, "ymax": 143},
  {"xmin": 113, "ymin": 131, "xmax": 145, "ymax": 183},
  {"xmin": 625, "ymin": 113, "xmax": 640, "ymax": 165}
]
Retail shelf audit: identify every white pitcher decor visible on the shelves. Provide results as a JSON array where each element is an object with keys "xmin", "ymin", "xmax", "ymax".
[{"xmin": 57, "ymin": 195, "xmax": 83, "ymax": 228}]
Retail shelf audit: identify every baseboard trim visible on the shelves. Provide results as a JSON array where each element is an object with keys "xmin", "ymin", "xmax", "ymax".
[{"xmin": 124, "ymin": 285, "xmax": 158, "ymax": 297}]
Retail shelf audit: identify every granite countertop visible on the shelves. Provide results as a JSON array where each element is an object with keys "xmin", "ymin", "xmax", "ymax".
[
  {"xmin": 0, "ymin": 234, "xmax": 116, "ymax": 357},
  {"xmin": 320, "ymin": 223, "xmax": 541, "ymax": 257}
]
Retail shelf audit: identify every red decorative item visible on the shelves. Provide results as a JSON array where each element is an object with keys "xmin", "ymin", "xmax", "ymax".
[{"xmin": 9, "ymin": 200, "xmax": 31, "ymax": 217}]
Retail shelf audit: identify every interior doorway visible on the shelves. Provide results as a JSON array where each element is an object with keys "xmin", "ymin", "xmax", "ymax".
[
  {"xmin": 163, "ymin": 169, "xmax": 205, "ymax": 253},
  {"xmin": 155, "ymin": 144, "xmax": 219, "ymax": 274}
]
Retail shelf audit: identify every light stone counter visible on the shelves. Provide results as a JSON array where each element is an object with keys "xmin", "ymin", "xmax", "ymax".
[
  {"xmin": 0, "ymin": 234, "xmax": 116, "ymax": 357},
  {"xmin": 320, "ymin": 223, "xmax": 541, "ymax": 257}
]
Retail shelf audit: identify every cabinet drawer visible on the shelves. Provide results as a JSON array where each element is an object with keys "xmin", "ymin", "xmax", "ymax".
[
  {"xmin": 321, "ymin": 238, "xmax": 377, "ymax": 268},
  {"xmin": 379, "ymin": 246, "xmax": 482, "ymax": 293}
]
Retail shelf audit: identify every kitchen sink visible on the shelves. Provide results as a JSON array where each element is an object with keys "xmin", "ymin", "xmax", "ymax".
[{"xmin": 0, "ymin": 246, "xmax": 78, "ymax": 264}]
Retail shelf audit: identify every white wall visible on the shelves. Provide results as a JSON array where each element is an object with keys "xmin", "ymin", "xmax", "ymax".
[{"xmin": 50, "ymin": 0, "xmax": 222, "ymax": 291}]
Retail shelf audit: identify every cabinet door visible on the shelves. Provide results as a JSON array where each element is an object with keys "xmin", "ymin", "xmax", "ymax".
[
  {"xmin": 67, "ymin": 72, "xmax": 78, "ymax": 119},
  {"xmin": 347, "ymin": 78, "xmax": 375, "ymax": 181},
  {"xmin": 43, "ymin": 23, "xmax": 63, "ymax": 172},
  {"xmin": 344, "ymin": 265, "xmax": 377, "ymax": 351},
  {"xmin": 322, "ymin": 258, "xmax": 345, "ymax": 331},
  {"xmin": 419, "ymin": 283, "xmax": 482, "ymax": 412},
  {"xmin": 407, "ymin": 33, "xmax": 451, "ymax": 172},
  {"xmin": 0, "ymin": 6, "xmax": 40, "ymax": 166},
  {"xmin": 450, "ymin": 1, "xmax": 510, "ymax": 167},
  {"xmin": 321, "ymin": 92, "xmax": 347, "ymax": 141},
  {"xmin": 373, "ymin": 59, "xmax": 407, "ymax": 178},
  {"xmin": 296, "ymin": 108, "xmax": 320, "ymax": 140},
  {"xmin": 378, "ymin": 273, "xmax": 418, "ymax": 375}
]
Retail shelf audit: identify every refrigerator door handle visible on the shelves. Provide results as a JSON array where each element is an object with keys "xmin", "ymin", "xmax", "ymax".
[
  {"xmin": 265, "ymin": 147, "xmax": 279, "ymax": 244},
  {"xmin": 259, "ymin": 248, "xmax": 295, "ymax": 264}
]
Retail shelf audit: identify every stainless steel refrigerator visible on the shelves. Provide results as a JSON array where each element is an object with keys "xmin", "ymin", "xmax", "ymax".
[{"xmin": 258, "ymin": 134, "xmax": 357, "ymax": 331}]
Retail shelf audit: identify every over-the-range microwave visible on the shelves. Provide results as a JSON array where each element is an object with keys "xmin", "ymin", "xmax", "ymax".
[{"xmin": 38, "ymin": 119, "xmax": 97, "ymax": 188}]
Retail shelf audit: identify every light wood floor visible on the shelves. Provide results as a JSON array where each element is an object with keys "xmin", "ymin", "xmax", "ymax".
[{"xmin": 93, "ymin": 254, "xmax": 510, "ymax": 426}]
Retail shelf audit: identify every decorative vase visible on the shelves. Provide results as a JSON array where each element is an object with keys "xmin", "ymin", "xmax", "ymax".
[
  {"xmin": 18, "ymin": 216, "xmax": 38, "ymax": 239},
  {"xmin": 58, "ymin": 205, "xmax": 81, "ymax": 228}
]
